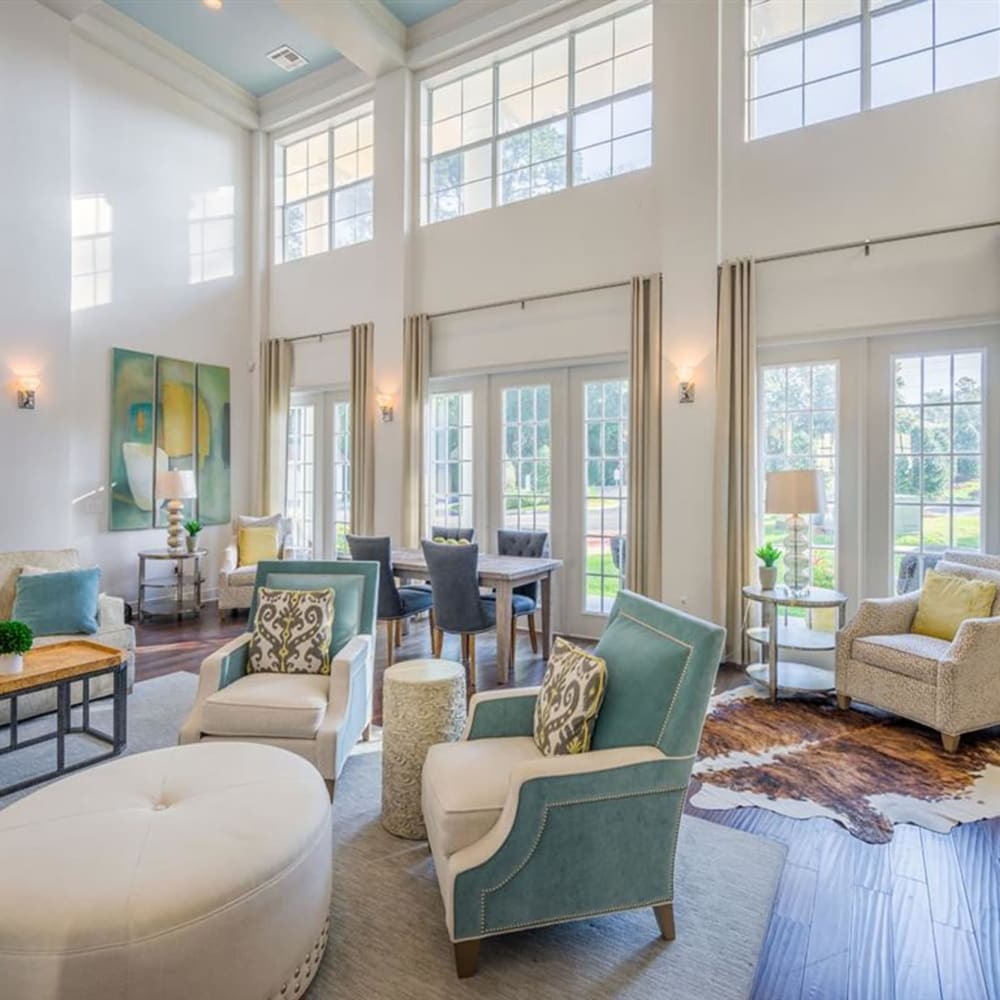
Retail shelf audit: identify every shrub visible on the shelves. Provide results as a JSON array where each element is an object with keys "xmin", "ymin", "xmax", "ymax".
[
  {"xmin": 755, "ymin": 542, "xmax": 782, "ymax": 568},
  {"xmin": 0, "ymin": 620, "xmax": 33, "ymax": 656},
  {"xmin": 184, "ymin": 520, "xmax": 203, "ymax": 536}
]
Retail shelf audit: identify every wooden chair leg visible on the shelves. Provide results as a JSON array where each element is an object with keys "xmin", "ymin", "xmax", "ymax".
[
  {"xmin": 468, "ymin": 634, "xmax": 477, "ymax": 695},
  {"xmin": 460, "ymin": 633, "xmax": 468, "ymax": 665},
  {"xmin": 942, "ymin": 732, "xmax": 961, "ymax": 753},
  {"xmin": 836, "ymin": 693, "xmax": 851, "ymax": 710},
  {"xmin": 395, "ymin": 619, "xmax": 403, "ymax": 648},
  {"xmin": 429, "ymin": 609, "xmax": 436, "ymax": 644},
  {"xmin": 528, "ymin": 613, "xmax": 539, "ymax": 654},
  {"xmin": 653, "ymin": 903, "xmax": 675, "ymax": 941},
  {"xmin": 509, "ymin": 617, "xmax": 517, "ymax": 670},
  {"xmin": 436, "ymin": 628, "xmax": 444, "ymax": 657},
  {"xmin": 385, "ymin": 621, "xmax": 395, "ymax": 667},
  {"xmin": 453, "ymin": 939, "xmax": 480, "ymax": 978}
]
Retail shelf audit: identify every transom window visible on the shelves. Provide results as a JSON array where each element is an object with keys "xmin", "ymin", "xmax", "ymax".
[
  {"xmin": 71, "ymin": 194, "xmax": 112, "ymax": 311},
  {"xmin": 274, "ymin": 108, "xmax": 374, "ymax": 264},
  {"xmin": 427, "ymin": 391, "xmax": 475, "ymax": 533},
  {"xmin": 747, "ymin": 0, "xmax": 1000, "ymax": 139},
  {"xmin": 423, "ymin": 4, "xmax": 652, "ymax": 224}
]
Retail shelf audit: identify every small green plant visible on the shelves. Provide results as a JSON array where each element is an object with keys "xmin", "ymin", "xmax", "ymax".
[
  {"xmin": 755, "ymin": 542, "xmax": 782, "ymax": 568},
  {"xmin": 0, "ymin": 620, "xmax": 33, "ymax": 656},
  {"xmin": 184, "ymin": 520, "xmax": 203, "ymax": 537}
]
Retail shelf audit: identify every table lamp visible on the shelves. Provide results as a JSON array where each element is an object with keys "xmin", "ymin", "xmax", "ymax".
[
  {"xmin": 765, "ymin": 469, "xmax": 825, "ymax": 594},
  {"xmin": 155, "ymin": 469, "xmax": 197, "ymax": 551}
]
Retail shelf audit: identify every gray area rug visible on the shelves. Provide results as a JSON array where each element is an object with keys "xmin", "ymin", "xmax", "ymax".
[{"xmin": 1, "ymin": 675, "xmax": 785, "ymax": 998}]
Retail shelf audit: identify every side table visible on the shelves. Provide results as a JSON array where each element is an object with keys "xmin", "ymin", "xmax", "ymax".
[
  {"xmin": 381, "ymin": 659, "xmax": 466, "ymax": 839},
  {"xmin": 137, "ymin": 549, "xmax": 206, "ymax": 622},
  {"xmin": 742, "ymin": 584, "xmax": 848, "ymax": 702}
]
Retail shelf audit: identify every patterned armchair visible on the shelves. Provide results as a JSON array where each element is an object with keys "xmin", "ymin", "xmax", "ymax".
[
  {"xmin": 420, "ymin": 591, "xmax": 725, "ymax": 977},
  {"xmin": 218, "ymin": 516, "xmax": 294, "ymax": 615},
  {"xmin": 836, "ymin": 550, "xmax": 1000, "ymax": 752},
  {"xmin": 180, "ymin": 560, "xmax": 378, "ymax": 797}
]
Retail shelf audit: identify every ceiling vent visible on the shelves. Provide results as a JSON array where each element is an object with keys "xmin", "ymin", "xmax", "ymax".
[{"xmin": 267, "ymin": 45, "xmax": 309, "ymax": 73}]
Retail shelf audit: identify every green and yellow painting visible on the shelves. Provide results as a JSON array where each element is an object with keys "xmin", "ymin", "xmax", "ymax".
[
  {"xmin": 196, "ymin": 363, "xmax": 231, "ymax": 525},
  {"xmin": 109, "ymin": 348, "xmax": 157, "ymax": 530}
]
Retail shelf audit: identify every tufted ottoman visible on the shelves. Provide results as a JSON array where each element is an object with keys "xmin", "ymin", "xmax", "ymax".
[{"xmin": 0, "ymin": 742, "xmax": 332, "ymax": 1000}]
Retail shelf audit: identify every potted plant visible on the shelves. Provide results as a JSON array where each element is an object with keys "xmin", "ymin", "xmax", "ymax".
[
  {"xmin": 184, "ymin": 519, "xmax": 203, "ymax": 553},
  {"xmin": 755, "ymin": 542, "xmax": 782, "ymax": 590},
  {"xmin": 0, "ymin": 620, "xmax": 33, "ymax": 675}
]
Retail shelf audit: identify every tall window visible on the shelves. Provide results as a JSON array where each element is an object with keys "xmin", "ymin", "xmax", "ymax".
[
  {"xmin": 427, "ymin": 391, "xmax": 474, "ymax": 533},
  {"xmin": 332, "ymin": 400, "xmax": 351, "ymax": 556},
  {"xmin": 189, "ymin": 186, "xmax": 235, "ymax": 284},
  {"xmin": 423, "ymin": 4, "xmax": 652, "ymax": 224},
  {"xmin": 760, "ymin": 362, "xmax": 838, "ymax": 591},
  {"xmin": 274, "ymin": 108, "xmax": 374, "ymax": 264},
  {"xmin": 747, "ymin": 0, "xmax": 1000, "ymax": 139},
  {"xmin": 502, "ymin": 385, "xmax": 552, "ymax": 531},
  {"xmin": 286, "ymin": 403, "xmax": 316, "ymax": 555},
  {"xmin": 71, "ymin": 195, "xmax": 112, "ymax": 311},
  {"xmin": 892, "ymin": 351, "xmax": 983, "ymax": 588},
  {"xmin": 584, "ymin": 378, "xmax": 629, "ymax": 613}
]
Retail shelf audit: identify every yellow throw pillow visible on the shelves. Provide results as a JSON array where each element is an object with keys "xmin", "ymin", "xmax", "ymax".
[
  {"xmin": 238, "ymin": 525, "xmax": 279, "ymax": 567},
  {"xmin": 912, "ymin": 570, "xmax": 997, "ymax": 642},
  {"xmin": 533, "ymin": 637, "xmax": 607, "ymax": 755}
]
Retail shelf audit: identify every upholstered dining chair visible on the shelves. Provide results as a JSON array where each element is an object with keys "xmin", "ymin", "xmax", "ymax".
[
  {"xmin": 421, "ymin": 540, "xmax": 496, "ymax": 694},
  {"xmin": 346, "ymin": 535, "xmax": 434, "ymax": 666},
  {"xmin": 431, "ymin": 526, "xmax": 476, "ymax": 542},
  {"xmin": 179, "ymin": 560, "xmax": 378, "ymax": 798},
  {"xmin": 421, "ymin": 590, "xmax": 726, "ymax": 977},
  {"xmin": 496, "ymin": 529, "xmax": 549, "ymax": 668}
]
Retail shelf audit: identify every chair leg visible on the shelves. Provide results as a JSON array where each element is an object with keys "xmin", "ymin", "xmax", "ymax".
[
  {"xmin": 453, "ymin": 940, "xmax": 480, "ymax": 978},
  {"xmin": 385, "ymin": 621, "xmax": 395, "ymax": 667},
  {"xmin": 653, "ymin": 903, "xmax": 675, "ymax": 941},
  {"xmin": 942, "ymin": 732, "xmax": 961, "ymax": 753},
  {"xmin": 434, "ymin": 628, "xmax": 444, "ymax": 658},
  {"xmin": 324, "ymin": 779, "xmax": 335, "ymax": 802},
  {"xmin": 468, "ymin": 634, "xmax": 477, "ymax": 695},
  {"xmin": 395, "ymin": 619, "xmax": 403, "ymax": 648},
  {"xmin": 528, "ymin": 613, "xmax": 539, "ymax": 654},
  {"xmin": 429, "ymin": 609, "xmax": 436, "ymax": 647},
  {"xmin": 836, "ymin": 694, "xmax": 851, "ymax": 710},
  {"xmin": 509, "ymin": 617, "xmax": 517, "ymax": 671}
]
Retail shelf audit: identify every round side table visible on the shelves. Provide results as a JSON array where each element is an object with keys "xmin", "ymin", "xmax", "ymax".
[
  {"xmin": 381, "ymin": 659, "xmax": 466, "ymax": 839},
  {"xmin": 137, "ymin": 549, "xmax": 207, "ymax": 623}
]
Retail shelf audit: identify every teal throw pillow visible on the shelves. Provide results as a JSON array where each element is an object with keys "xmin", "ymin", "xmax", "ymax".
[{"xmin": 12, "ymin": 567, "xmax": 100, "ymax": 637}]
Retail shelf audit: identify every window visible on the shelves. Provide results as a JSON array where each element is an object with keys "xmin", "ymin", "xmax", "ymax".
[
  {"xmin": 286, "ymin": 402, "xmax": 317, "ymax": 555},
  {"xmin": 423, "ymin": 4, "xmax": 652, "ymax": 224},
  {"xmin": 502, "ymin": 385, "xmax": 552, "ymax": 531},
  {"xmin": 189, "ymin": 186, "xmax": 235, "ymax": 284},
  {"xmin": 427, "ymin": 391, "xmax": 475, "ymax": 533},
  {"xmin": 746, "ymin": 0, "xmax": 1000, "ymax": 138},
  {"xmin": 892, "ymin": 351, "xmax": 983, "ymax": 589},
  {"xmin": 584, "ymin": 378, "xmax": 629, "ymax": 613},
  {"xmin": 760, "ymin": 362, "xmax": 839, "ymax": 594},
  {"xmin": 71, "ymin": 195, "xmax": 112, "ymax": 311},
  {"xmin": 274, "ymin": 108, "xmax": 374, "ymax": 263},
  {"xmin": 332, "ymin": 399, "xmax": 351, "ymax": 556}
]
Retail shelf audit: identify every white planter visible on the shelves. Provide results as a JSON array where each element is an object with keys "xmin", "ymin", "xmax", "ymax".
[
  {"xmin": 0, "ymin": 653, "xmax": 24, "ymax": 675},
  {"xmin": 758, "ymin": 566, "xmax": 778, "ymax": 590},
  {"xmin": 186, "ymin": 536, "xmax": 199, "ymax": 553}
]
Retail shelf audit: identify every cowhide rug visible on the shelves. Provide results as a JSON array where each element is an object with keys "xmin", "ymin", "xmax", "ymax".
[{"xmin": 691, "ymin": 686, "xmax": 1000, "ymax": 844}]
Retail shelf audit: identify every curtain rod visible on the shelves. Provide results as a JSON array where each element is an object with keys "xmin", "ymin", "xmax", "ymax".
[
  {"xmin": 756, "ymin": 218, "xmax": 1000, "ymax": 265},
  {"xmin": 285, "ymin": 327, "xmax": 351, "ymax": 344},
  {"xmin": 428, "ymin": 278, "xmax": 632, "ymax": 321}
]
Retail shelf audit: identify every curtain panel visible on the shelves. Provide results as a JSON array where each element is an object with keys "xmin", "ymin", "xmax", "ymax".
[
  {"xmin": 625, "ymin": 273, "xmax": 663, "ymax": 600},
  {"xmin": 258, "ymin": 338, "xmax": 293, "ymax": 517},
  {"xmin": 402, "ymin": 314, "xmax": 431, "ymax": 548},
  {"xmin": 712, "ymin": 259, "xmax": 757, "ymax": 662},
  {"xmin": 351, "ymin": 322, "xmax": 376, "ymax": 536}
]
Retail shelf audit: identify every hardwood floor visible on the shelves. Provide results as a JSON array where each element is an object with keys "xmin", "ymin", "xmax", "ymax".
[{"xmin": 135, "ymin": 606, "xmax": 1000, "ymax": 1000}]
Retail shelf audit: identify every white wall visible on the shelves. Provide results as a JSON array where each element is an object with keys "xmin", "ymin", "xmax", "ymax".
[
  {"xmin": 0, "ymin": 2, "xmax": 72, "ymax": 552},
  {"xmin": 69, "ymin": 37, "xmax": 252, "ymax": 598}
]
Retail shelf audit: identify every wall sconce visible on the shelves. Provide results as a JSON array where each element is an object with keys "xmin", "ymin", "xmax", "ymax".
[
  {"xmin": 16, "ymin": 376, "xmax": 40, "ymax": 410},
  {"xmin": 376, "ymin": 392, "xmax": 395, "ymax": 423},
  {"xmin": 676, "ymin": 366, "xmax": 695, "ymax": 404}
]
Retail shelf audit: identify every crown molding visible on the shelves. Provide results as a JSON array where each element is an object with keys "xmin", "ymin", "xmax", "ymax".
[{"xmin": 259, "ymin": 58, "xmax": 372, "ymax": 134}]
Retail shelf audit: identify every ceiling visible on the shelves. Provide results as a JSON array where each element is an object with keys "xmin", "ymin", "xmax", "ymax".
[{"xmin": 104, "ymin": 0, "xmax": 461, "ymax": 96}]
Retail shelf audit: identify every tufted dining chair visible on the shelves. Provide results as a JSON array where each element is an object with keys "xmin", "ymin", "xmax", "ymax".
[
  {"xmin": 431, "ymin": 526, "xmax": 476, "ymax": 542},
  {"xmin": 496, "ymin": 529, "xmax": 549, "ymax": 668}
]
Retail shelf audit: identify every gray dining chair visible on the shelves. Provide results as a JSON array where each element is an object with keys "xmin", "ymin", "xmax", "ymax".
[
  {"xmin": 431, "ymin": 526, "xmax": 476, "ymax": 542},
  {"xmin": 347, "ymin": 535, "xmax": 434, "ymax": 666},
  {"xmin": 421, "ymin": 540, "xmax": 496, "ymax": 694},
  {"xmin": 497, "ymin": 529, "xmax": 549, "ymax": 668}
]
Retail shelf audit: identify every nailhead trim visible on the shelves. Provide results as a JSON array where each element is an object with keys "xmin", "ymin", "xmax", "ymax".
[{"xmin": 268, "ymin": 917, "xmax": 329, "ymax": 1000}]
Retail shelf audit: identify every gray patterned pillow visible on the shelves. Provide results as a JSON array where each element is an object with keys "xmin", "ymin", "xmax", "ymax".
[
  {"xmin": 248, "ymin": 587, "xmax": 335, "ymax": 675},
  {"xmin": 533, "ymin": 637, "xmax": 607, "ymax": 756}
]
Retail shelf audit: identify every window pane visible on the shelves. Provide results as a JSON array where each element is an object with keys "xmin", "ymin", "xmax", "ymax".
[
  {"xmin": 463, "ymin": 69, "xmax": 492, "ymax": 110},
  {"xmin": 431, "ymin": 116, "xmax": 462, "ymax": 154},
  {"xmin": 433, "ymin": 81, "xmax": 461, "ymax": 121},
  {"xmin": 575, "ymin": 61, "xmax": 614, "ymax": 106},
  {"xmin": 614, "ymin": 5, "xmax": 652, "ymax": 54},
  {"xmin": 612, "ymin": 131, "xmax": 651, "ymax": 174},
  {"xmin": 499, "ymin": 52, "xmax": 531, "ymax": 97},
  {"xmin": 805, "ymin": 70, "xmax": 860, "ymax": 123},
  {"xmin": 576, "ymin": 21, "xmax": 612, "ymax": 69},
  {"xmin": 462, "ymin": 104, "xmax": 492, "ymax": 145},
  {"xmin": 499, "ymin": 91, "xmax": 532, "ymax": 132},
  {"xmin": 574, "ymin": 104, "xmax": 612, "ymax": 148},
  {"xmin": 614, "ymin": 46, "xmax": 653, "ymax": 93},
  {"xmin": 954, "ymin": 353, "xmax": 982, "ymax": 401},
  {"xmin": 533, "ymin": 77, "xmax": 568, "ymax": 121},
  {"xmin": 805, "ymin": 0, "xmax": 860, "ymax": 31},
  {"xmin": 751, "ymin": 88, "xmax": 802, "ymax": 137},
  {"xmin": 871, "ymin": 50, "xmax": 933, "ymax": 107},
  {"xmin": 750, "ymin": 0, "xmax": 804, "ymax": 48},
  {"xmin": 805, "ymin": 24, "xmax": 860, "ymax": 82},
  {"xmin": 752, "ymin": 40, "xmax": 803, "ymax": 97},
  {"xmin": 574, "ymin": 142, "xmax": 612, "ymax": 184},
  {"xmin": 935, "ymin": 0, "xmax": 1000, "ymax": 44},
  {"xmin": 872, "ymin": 2, "xmax": 932, "ymax": 63},
  {"xmin": 613, "ymin": 90, "xmax": 653, "ymax": 137},
  {"xmin": 936, "ymin": 32, "xmax": 1000, "ymax": 92},
  {"xmin": 334, "ymin": 119, "xmax": 358, "ymax": 156},
  {"xmin": 534, "ymin": 39, "xmax": 568, "ymax": 84}
]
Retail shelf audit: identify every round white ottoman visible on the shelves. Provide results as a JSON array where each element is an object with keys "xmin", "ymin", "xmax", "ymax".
[
  {"xmin": 0, "ymin": 742, "xmax": 332, "ymax": 1000},
  {"xmin": 382, "ymin": 658, "xmax": 466, "ymax": 839}
]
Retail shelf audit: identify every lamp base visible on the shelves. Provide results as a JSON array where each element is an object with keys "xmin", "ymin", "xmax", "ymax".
[
  {"xmin": 166, "ymin": 499, "xmax": 184, "ymax": 551},
  {"xmin": 783, "ymin": 513, "xmax": 811, "ymax": 594}
]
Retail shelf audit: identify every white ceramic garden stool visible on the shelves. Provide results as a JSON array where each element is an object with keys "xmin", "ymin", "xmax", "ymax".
[
  {"xmin": 0, "ymin": 742, "xmax": 332, "ymax": 1000},
  {"xmin": 382, "ymin": 659, "xmax": 466, "ymax": 839}
]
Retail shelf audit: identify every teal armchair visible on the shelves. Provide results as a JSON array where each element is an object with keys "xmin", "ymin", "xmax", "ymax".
[
  {"xmin": 420, "ymin": 590, "xmax": 725, "ymax": 976},
  {"xmin": 179, "ymin": 560, "xmax": 378, "ymax": 797}
]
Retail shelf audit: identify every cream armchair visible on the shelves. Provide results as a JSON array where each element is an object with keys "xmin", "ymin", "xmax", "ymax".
[
  {"xmin": 836, "ymin": 550, "xmax": 1000, "ymax": 752},
  {"xmin": 218, "ymin": 516, "xmax": 293, "ymax": 615},
  {"xmin": 180, "ymin": 560, "xmax": 378, "ymax": 797}
]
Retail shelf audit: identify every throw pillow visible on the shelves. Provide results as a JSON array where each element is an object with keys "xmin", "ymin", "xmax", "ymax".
[
  {"xmin": 248, "ymin": 587, "xmax": 335, "ymax": 674},
  {"xmin": 912, "ymin": 570, "xmax": 997, "ymax": 642},
  {"xmin": 12, "ymin": 567, "xmax": 100, "ymax": 637},
  {"xmin": 238, "ymin": 525, "xmax": 280, "ymax": 567},
  {"xmin": 934, "ymin": 560, "xmax": 1000, "ymax": 617},
  {"xmin": 533, "ymin": 637, "xmax": 607, "ymax": 756}
]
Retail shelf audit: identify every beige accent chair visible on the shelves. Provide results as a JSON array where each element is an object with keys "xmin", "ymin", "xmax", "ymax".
[
  {"xmin": 217, "ymin": 515, "xmax": 293, "ymax": 616},
  {"xmin": 836, "ymin": 550, "xmax": 1000, "ymax": 752},
  {"xmin": 0, "ymin": 549, "xmax": 135, "ymax": 724}
]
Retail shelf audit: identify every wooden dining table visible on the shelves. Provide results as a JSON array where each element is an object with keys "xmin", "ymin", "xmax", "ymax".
[{"xmin": 390, "ymin": 548, "xmax": 563, "ymax": 685}]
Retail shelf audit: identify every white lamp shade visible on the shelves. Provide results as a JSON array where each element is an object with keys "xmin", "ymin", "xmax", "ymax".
[
  {"xmin": 765, "ymin": 469, "xmax": 824, "ymax": 515},
  {"xmin": 155, "ymin": 469, "xmax": 197, "ymax": 500}
]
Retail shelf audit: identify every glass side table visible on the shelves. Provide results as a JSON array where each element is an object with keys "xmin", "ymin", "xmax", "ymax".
[
  {"xmin": 137, "ymin": 549, "xmax": 206, "ymax": 622},
  {"xmin": 742, "ymin": 584, "xmax": 849, "ymax": 702}
]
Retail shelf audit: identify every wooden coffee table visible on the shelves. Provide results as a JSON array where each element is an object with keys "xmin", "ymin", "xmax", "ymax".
[{"xmin": 0, "ymin": 640, "xmax": 128, "ymax": 796}]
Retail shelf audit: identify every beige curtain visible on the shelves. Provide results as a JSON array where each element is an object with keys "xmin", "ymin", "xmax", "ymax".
[
  {"xmin": 350, "ymin": 322, "xmax": 376, "ymax": 536},
  {"xmin": 625, "ymin": 274, "xmax": 663, "ymax": 600},
  {"xmin": 401, "ymin": 314, "xmax": 431, "ymax": 548},
  {"xmin": 258, "ymin": 338, "xmax": 293, "ymax": 516},
  {"xmin": 712, "ymin": 259, "xmax": 757, "ymax": 662}
]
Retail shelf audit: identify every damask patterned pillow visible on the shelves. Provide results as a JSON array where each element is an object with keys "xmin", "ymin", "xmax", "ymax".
[
  {"xmin": 248, "ymin": 587, "xmax": 335, "ymax": 675},
  {"xmin": 533, "ymin": 637, "xmax": 607, "ymax": 756}
]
